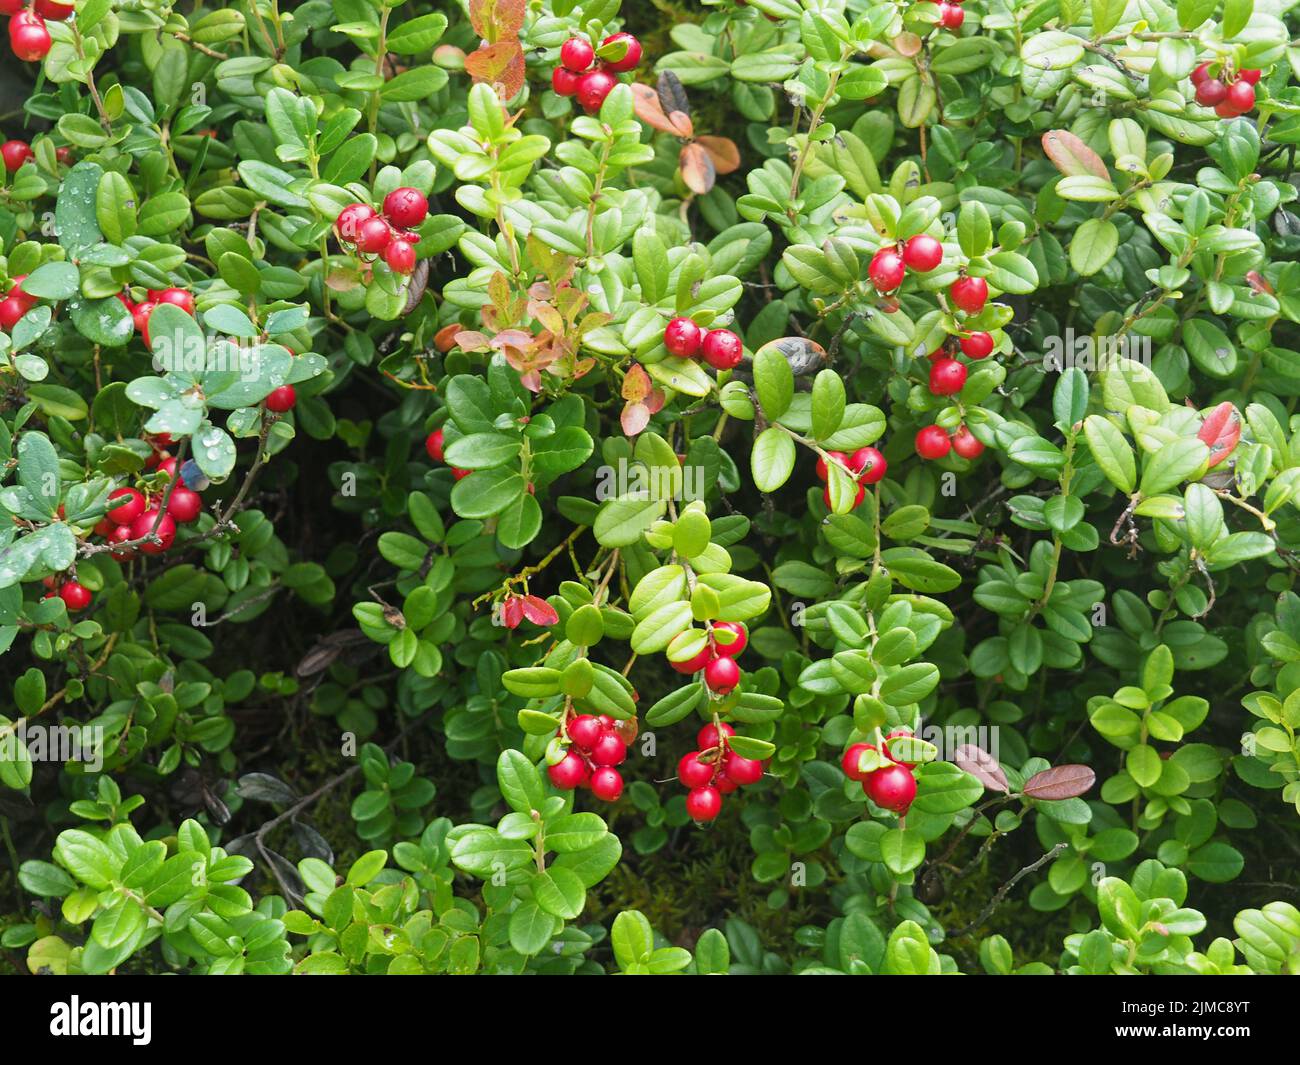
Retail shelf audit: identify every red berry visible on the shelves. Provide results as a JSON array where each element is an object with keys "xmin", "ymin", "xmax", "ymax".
[
  {"xmin": 131, "ymin": 301, "xmax": 157, "ymax": 344},
  {"xmin": 560, "ymin": 37, "xmax": 595, "ymax": 73},
  {"xmin": 335, "ymin": 203, "xmax": 376, "ymax": 243},
  {"xmin": 384, "ymin": 239, "xmax": 416, "ymax": 274},
  {"xmin": 678, "ymin": 752, "xmax": 715, "ymax": 788},
  {"xmin": 663, "ymin": 317, "xmax": 703, "ymax": 358},
  {"xmin": 590, "ymin": 732, "xmax": 627, "ymax": 767},
  {"xmin": 929, "ymin": 356, "xmax": 967, "ymax": 396},
  {"xmin": 951, "ymin": 425, "xmax": 985, "ymax": 459},
  {"xmin": 355, "ymin": 216, "xmax": 393, "ymax": 254},
  {"xmin": 0, "ymin": 296, "xmax": 26, "ymax": 330},
  {"xmin": 382, "ymin": 187, "xmax": 428, "ymax": 229},
  {"xmin": 576, "ymin": 70, "xmax": 616, "ymax": 112},
  {"xmin": 548, "ymin": 751, "xmax": 587, "ymax": 790},
  {"xmin": 711, "ymin": 621, "xmax": 747, "ymax": 658},
  {"xmin": 816, "ymin": 451, "xmax": 849, "ymax": 482},
  {"xmin": 590, "ymin": 767, "xmax": 623, "ymax": 801},
  {"xmin": 156, "ymin": 456, "xmax": 178, "ymax": 482},
  {"xmin": 723, "ymin": 754, "xmax": 763, "ymax": 786},
  {"xmin": 851, "ymin": 446, "xmax": 887, "ymax": 485},
  {"xmin": 1225, "ymin": 79, "xmax": 1256, "ymax": 113},
  {"xmin": 552, "ymin": 66, "xmax": 582, "ymax": 96},
  {"xmin": 58, "ymin": 580, "xmax": 92, "ymax": 611},
  {"xmin": 425, "ymin": 428, "xmax": 445, "ymax": 462},
  {"xmin": 93, "ymin": 518, "xmax": 114, "ymax": 537},
  {"xmin": 0, "ymin": 0, "xmax": 25, "ymax": 13},
  {"xmin": 950, "ymin": 275, "xmax": 988, "ymax": 314},
  {"xmin": 34, "ymin": 0, "xmax": 73, "ymax": 18},
  {"xmin": 9, "ymin": 14, "xmax": 51, "ymax": 62},
  {"xmin": 960, "ymin": 331, "xmax": 994, "ymax": 359},
  {"xmin": 1215, "ymin": 100, "xmax": 1243, "ymax": 119},
  {"xmin": 704, "ymin": 656, "xmax": 740, "ymax": 694},
  {"xmin": 1240, "ymin": 68, "xmax": 1262, "ymax": 85},
  {"xmin": 166, "ymin": 486, "xmax": 202, "ymax": 524},
  {"xmin": 107, "ymin": 523, "xmax": 135, "ymax": 560},
  {"xmin": 841, "ymin": 743, "xmax": 875, "ymax": 782},
  {"xmin": 107, "ymin": 487, "xmax": 146, "ymax": 525},
  {"xmin": 670, "ymin": 645, "xmax": 714, "ymax": 674},
  {"xmin": 568, "ymin": 715, "xmax": 604, "ymax": 751},
  {"xmin": 697, "ymin": 722, "xmax": 735, "ymax": 750},
  {"xmin": 869, "ymin": 247, "xmax": 906, "ymax": 292},
  {"xmin": 1195, "ymin": 79, "xmax": 1227, "ymax": 107},
  {"xmin": 902, "ymin": 234, "xmax": 944, "ymax": 272},
  {"xmin": 1190, "ymin": 62, "xmax": 1212, "ymax": 86},
  {"xmin": 864, "ymin": 765, "xmax": 917, "ymax": 813},
  {"xmin": 915, "ymin": 425, "xmax": 952, "ymax": 459},
  {"xmin": 1, "ymin": 140, "xmax": 33, "ymax": 172},
  {"xmin": 265, "ymin": 385, "xmax": 296, "ymax": 412},
  {"xmin": 8, "ymin": 275, "xmax": 35, "ymax": 312},
  {"xmin": 451, "ymin": 467, "xmax": 471, "ymax": 481},
  {"xmin": 701, "ymin": 329, "xmax": 744, "ymax": 370},
  {"xmin": 601, "ymin": 32, "xmax": 642, "ymax": 74},
  {"xmin": 128, "ymin": 510, "xmax": 177, "ymax": 555},
  {"xmin": 685, "ymin": 785, "xmax": 722, "ymax": 821},
  {"xmin": 157, "ymin": 288, "xmax": 194, "ymax": 315},
  {"xmin": 55, "ymin": 146, "xmax": 72, "ymax": 164},
  {"xmin": 938, "ymin": 2, "xmax": 964, "ymax": 29}
]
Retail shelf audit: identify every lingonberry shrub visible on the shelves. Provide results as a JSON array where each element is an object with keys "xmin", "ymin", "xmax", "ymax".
[{"xmin": 0, "ymin": 0, "xmax": 1299, "ymax": 982}]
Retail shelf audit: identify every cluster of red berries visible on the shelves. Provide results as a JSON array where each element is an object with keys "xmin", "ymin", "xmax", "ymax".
[
  {"xmin": 663, "ymin": 317, "xmax": 744, "ymax": 370},
  {"xmin": 547, "ymin": 714, "xmax": 629, "ymax": 802},
  {"xmin": 816, "ymin": 446, "xmax": 886, "ymax": 509},
  {"xmin": 424, "ymin": 427, "xmax": 470, "ymax": 481},
  {"xmin": 3, "ymin": 0, "xmax": 67, "ymax": 62},
  {"xmin": 841, "ymin": 730, "xmax": 919, "ymax": 814},
  {"xmin": 669, "ymin": 621, "xmax": 747, "ymax": 694},
  {"xmin": 935, "ymin": 0, "xmax": 965, "ymax": 30},
  {"xmin": 915, "ymin": 423, "xmax": 984, "ymax": 461},
  {"xmin": 115, "ymin": 286, "xmax": 194, "ymax": 346},
  {"xmin": 41, "ymin": 575, "xmax": 91, "ymax": 611},
  {"xmin": 676, "ymin": 722, "xmax": 765, "ymax": 822},
  {"xmin": 86, "ymin": 439, "xmax": 204, "ymax": 561},
  {"xmin": 925, "ymin": 332, "xmax": 995, "ymax": 398},
  {"xmin": 867, "ymin": 233, "xmax": 945, "ymax": 295},
  {"xmin": 550, "ymin": 32, "xmax": 642, "ymax": 113},
  {"xmin": 334, "ymin": 187, "xmax": 429, "ymax": 275},
  {"xmin": 0, "ymin": 274, "xmax": 37, "ymax": 331},
  {"xmin": 1191, "ymin": 63, "xmax": 1260, "ymax": 119}
]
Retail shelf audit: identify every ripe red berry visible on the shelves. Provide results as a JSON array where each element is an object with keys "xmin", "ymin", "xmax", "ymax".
[
  {"xmin": 950, "ymin": 275, "xmax": 989, "ymax": 314},
  {"xmin": 1195, "ymin": 79, "xmax": 1227, "ymax": 106},
  {"xmin": 560, "ymin": 37, "xmax": 594, "ymax": 72},
  {"xmin": 384, "ymin": 239, "xmax": 416, "ymax": 274},
  {"xmin": 131, "ymin": 301, "xmax": 157, "ymax": 344},
  {"xmin": 107, "ymin": 523, "xmax": 135, "ymax": 560},
  {"xmin": 590, "ymin": 732, "xmax": 627, "ymax": 767},
  {"xmin": 58, "ymin": 580, "xmax": 92, "ymax": 611},
  {"xmin": 938, "ymin": 2, "xmax": 964, "ymax": 29},
  {"xmin": 590, "ymin": 767, "xmax": 624, "ymax": 801},
  {"xmin": 55, "ymin": 146, "xmax": 72, "ymax": 164},
  {"xmin": 1215, "ymin": 100, "xmax": 1242, "ymax": 119},
  {"xmin": 8, "ymin": 275, "xmax": 35, "ymax": 312},
  {"xmin": 1, "ymin": 139, "xmax": 33, "ymax": 172},
  {"xmin": 712, "ymin": 621, "xmax": 747, "ymax": 658},
  {"xmin": 697, "ymin": 722, "xmax": 735, "ymax": 750},
  {"xmin": 0, "ymin": 295, "xmax": 26, "ymax": 330},
  {"xmin": 382, "ymin": 187, "xmax": 428, "ymax": 229},
  {"xmin": 915, "ymin": 425, "xmax": 952, "ymax": 459},
  {"xmin": 157, "ymin": 288, "xmax": 195, "ymax": 315},
  {"xmin": 577, "ymin": 70, "xmax": 617, "ymax": 112},
  {"xmin": 864, "ymin": 765, "xmax": 917, "ymax": 814},
  {"xmin": 678, "ymin": 752, "xmax": 715, "ymax": 788},
  {"xmin": 548, "ymin": 751, "xmax": 587, "ymax": 789},
  {"xmin": 335, "ymin": 203, "xmax": 376, "ymax": 243},
  {"xmin": 1225, "ymin": 79, "xmax": 1256, "ymax": 113},
  {"xmin": 670, "ymin": 645, "xmax": 714, "ymax": 674},
  {"xmin": 0, "ymin": 0, "xmax": 26, "ymax": 12},
  {"xmin": 869, "ymin": 247, "xmax": 906, "ymax": 292},
  {"xmin": 265, "ymin": 385, "xmax": 296, "ymax": 412},
  {"xmin": 704, "ymin": 656, "xmax": 740, "ymax": 694},
  {"xmin": 166, "ymin": 486, "xmax": 203, "ymax": 524},
  {"xmin": 1190, "ymin": 62, "xmax": 1212, "ymax": 86},
  {"xmin": 34, "ymin": 0, "xmax": 73, "ymax": 18},
  {"xmin": 156, "ymin": 456, "xmax": 178, "ymax": 482},
  {"xmin": 902, "ymin": 234, "xmax": 944, "ymax": 272},
  {"xmin": 960, "ymin": 331, "xmax": 994, "ymax": 359},
  {"xmin": 601, "ymin": 32, "xmax": 642, "ymax": 73},
  {"xmin": 816, "ymin": 451, "xmax": 849, "ymax": 482},
  {"xmin": 1239, "ymin": 68, "xmax": 1262, "ymax": 85},
  {"xmin": 951, "ymin": 425, "xmax": 985, "ymax": 459},
  {"xmin": 107, "ymin": 487, "xmax": 146, "ymax": 526},
  {"xmin": 929, "ymin": 356, "xmax": 967, "ymax": 396},
  {"xmin": 425, "ymin": 428, "xmax": 445, "ymax": 462},
  {"xmin": 552, "ymin": 66, "xmax": 582, "ymax": 96},
  {"xmin": 841, "ymin": 743, "xmax": 875, "ymax": 782},
  {"xmin": 685, "ymin": 784, "xmax": 722, "ymax": 822},
  {"xmin": 356, "ymin": 216, "xmax": 393, "ymax": 254},
  {"xmin": 663, "ymin": 317, "xmax": 703, "ymax": 358},
  {"xmin": 701, "ymin": 329, "xmax": 744, "ymax": 370},
  {"xmin": 9, "ymin": 13, "xmax": 52, "ymax": 62},
  {"xmin": 568, "ymin": 715, "xmax": 604, "ymax": 751},
  {"xmin": 129, "ymin": 510, "xmax": 177, "ymax": 555},
  {"xmin": 851, "ymin": 446, "xmax": 887, "ymax": 484},
  {"xmin": 723, "ymin": 754, "xmax": 763, "ymax": 786},
  {"xmin": 451, "ymin": 467, "xmax": 471, "ymax": 481}
]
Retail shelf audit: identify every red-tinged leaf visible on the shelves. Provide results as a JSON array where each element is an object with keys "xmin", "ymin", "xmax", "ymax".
[
  {"xmin": 469, "ymin": 0, "xmax": 525, "ymax": 40},
  {"xmin": 621, "ymin": 401, "xmax": 650, "ymax": 437},
  {"xmin": 520, "ymin": 595, "xmax": 559, "ymax": 626},
  {"xmin": 893, "ymin": 32, "xmax": 924, "ymax": 57},
  {"xmin": 501, "ymin": 597, "xmax": 525, "ymax": 629},
  {"xmin": 1245, "ymin": 270, "xmax": 1273, "ymax": 295},
  {"xmin": 696, "ymin": 136, "xmax": 740, "ymax": 175},
  {"xmin": 1041, "ymin": 130, "xmax": 1110, "ymax": 180},
  {"xmin": 454, "ymin": 330, "xmax": 492, "ymax": 352},
  {"xmin": 1197, "ymin": 400, "xmax": 1241, "ymax": 468},
  {"xmin": 680, "ymin": 143, "xmax": 716, "ymax": 195},
  {"xmin": 464, "ymin": 40, "xmax": 525, "ymax": 101},
  {"xmin": 953, "ymin": 745, "xmax": 1009, "ymax": 793},
  {"xmin": 1022, "ymin": 764, "xmax": 1096, "ymax": 800},
  {"xmin": 631, "ymin": 83, "xmax": 692, "ymax": 137},
  {"xmin": 622, "ymin": 363, "xmax": 654, "ymax": 402}
]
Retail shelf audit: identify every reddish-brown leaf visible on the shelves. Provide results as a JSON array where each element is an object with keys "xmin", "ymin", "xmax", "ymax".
[
  {"xmin": 520, "ymin": 594, "xmax": 559, "ymax": 626},
  {"xmin": 953, "ymin": 745, "xmax": 1009, "ymax": 793},
  {"xmin": 1197, "ymin": 401, "xmax": 1242, "ymax": 468},
  {"xmin": 500, "ymin": 596, "xmax": 524, "ymax": 629},
  {"xmin": 1041, "ymin": 130, "xmax": 1110, "ymax": 180},
  {"xmin": 464, "ymin": 40, "xmax": 525, "ymax": 101},
  {"xmin": 469, "ymin": 0, "xmax": 525, "ymax": 40},
  {"xmin": 621, "ymin": 401, "xmax": 651, "ymax": 437},
  {"xmin": 1023, "ymin": 764, "xmax": 1096, "ymax": 800},
  {"xmin": 680, "ymin": 142, "xmax": 717, "ymax": 195},
  {"xmin": 696, "ymin": 135, "xmax": 740, "ymax": 175},
  {"xmin": 631, "ymin": 83, "xmax": 692, "ymax": 137}
]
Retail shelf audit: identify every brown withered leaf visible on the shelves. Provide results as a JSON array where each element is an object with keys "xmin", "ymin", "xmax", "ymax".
[
  {"xmin": 1023, "ymin": 764, "xmax": 1096, "ymax": 800},
  {"xmin": 953, "ymin": 745, "xmax": 1009, "ymax": 793},
  {"xmin": 1041, "ymin": 130, "xmax": 1110, "ymax": 180},
  {"xmin": 657, "ymin": 69, "xmax": 691, "ymax": 119},
  {"xmin": 631, "ymin": 83, "xmax": 692, "ymax": 137},
  {"xmin": 680, "ymin": 142, "xmax": 717, "ymax": 195},
  {"xmin": 696, "ymin": 135, "xmax": 740, "ymax": 175},
  {"xmin": 754, "ymin": 336, "xmax": 826, "ymax": 377},
  {"xmin": 465, "ymin": 40, "xmax": 525, "ymax": 101}
]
